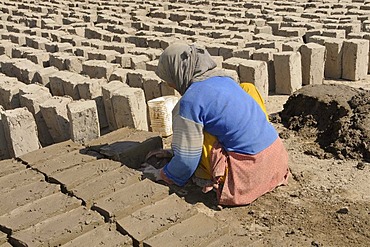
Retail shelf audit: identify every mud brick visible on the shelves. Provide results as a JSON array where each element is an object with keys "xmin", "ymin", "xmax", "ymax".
[
  {"xmin": 9, "ymin": 33, "xmax": 27, "ymax": 46},
  {"xmin": 142, "ymin": 71, "xmax": 162, "ymax": 101},
  {"xmin": 308, "ymin": 35, "xmax": 330, "ymax": 46},
  {"xmin": 347, "ymin": 32, "xmax": 367, "ymax": 39},
  {"xmin": 74, "ymin": 46, "xmax": 97, "ymax": 58},
  {"xmin": 131, "ymin": 54, "xmax": 151, "ymax": 70},
  {"xmin": 117, "ymin": 194, "xmax": 196, "ymax": 245},
  {"xmin": 60, "ymin": 35, "xmax": 85, "ymax": 46},
  {"xmin": 103, "ymin": 42, "xmax": 135, "ymax": 54},
  {"xmin": 322, "ymin": 29, "xmax": 346, "ymax": 39},
  {"xmin": 62, "ymin": 74, "xmax": 86, "ymax": 101},
  {"xmin": 299, "ymin": 43, "xmax": 325, "ymax": 86},
  {"xmin": 218, "ymin": 45, "xmax": 235, "ymax": 60},
  {"xmin": 11, "ymin": 47, "xmax": 35, "ymax": 59},
  {"xmin": 143, "ymin": 213, "xmax": 228, "ymax": 247},
  {"xmin": 25, "ymin": 36, "xmax": 49, "ymax": 50},
  {"xmin": 0, "ymin": 181, "xmax": 60, "ymax": 216},
  {"xmin": 31, "ymin": 149, "xmax": 98, "ymax": 176},
  {"xmin": 19, "ymin": 89, "xmax": 53, "ymax": 147},
  {"xmin": 115, "ymin": 54, "xmax": 132, "ymax": 68},
  {"xmin": 19, "ymin": 140, "xmax": 82, "ymax": 165},
  {"xmin": 232, "ymin": 48, "xmax": 255, "ymax": 59},
  {"xmin": 49, "ymin": 70, "xmax": 85, "ymax": 99},
  {"xmin": 85, "ymin": 27, "xmax": 105, "ymax": 40},
  {"xmin": 112, "ymin": 87, "xmax": 148, "ymax": 131},
  {"xmin": 267, "ymin": 21, "xmax": 282, "ymax": 35},
  {"xmin": 153, "ymin": 24, "xmax": 175, "ymax": 34},
  {"xmin": 130, "ymin": 48, "xmax": 162, "ymax": 61},
  {"xmin": 342, "ymin": 39, "xmax": 369, "ymax": 81},
  {"xmin": 71, "ymin": 166, "xmax": 141, "ymax": 207},
  {"xmin": 233, "ymin": 31, "xmax": 253, "ymax": 41},
  {"xmin": 255, "ymin": 25, "xmax": 272, "ymax": 35},
  {"xmin": 39, "ymin": 96, "xmax": 72, "ymax": 143},
  {"xmin": 126, "ymin": 69, "xmax": 151, "ymax": 88},
  {"xmin": 0, "ymin": 231, "xmax": 6, "ymax": 245},
  {"xmin": 49, "ymin": 52, "xmax": 70, "ymax": 70},
  {"xmin": 222, "ymin": 57, "xmax": 245, "ymax": 71},
  {"xmin": 82, "ymin": 60, "xmax": 119, "ymax": 79},
  {"xmin": 33, "ymin": 66, "xmax": 59, "ymax": 87},
  {"xmin": 304, "ymin": 29, "xmax": 324, "ymax": 42},
  {"xmin": 0, "ymin": 168, "xmax": 43, "ymax": 194},
  {"xmin": 282, "ymin": 41, "xmax": 303, "ymax": 52},
  {"xmin": 8, "ymin": 59, "xmax": 41, "ymax": 84},
  {"xmin": 44, "ymin": 42, "xmax": 59, "ymax": 53},
  {"xmin": 0, "ymin": 159, "xmax": 25, "ymax": 178},
  {"xmin": 67, "ymin": 100, "xmax": 100, "ymax": 144},
  {"xmin": 274, "ymin": 52, "xmax": 302, "ymax": 95},
  {"xmin": 77, "ymin": 78, "xmax": 107, "ymax": 99},
  {"xmin": 0, "ymin": 76, "xmax": 25, "ymax": 110},
  {"xmin": 0, "ymin": 193, "xmax": 81, "ymax": 234},
  {"xmin": 48, "ymin": 159, "xmax": 121, "ymax": 191},
  {"xmin": 239, "ymin": 60, "xmax": 269, "ymax": 100},
  {"xmin": 10, "ymin": 207, "xmax": 104, "ymax": 247},
  {"xmin": 87, "ymin": 49, "xmax": 120, "ymax": 63},
  {"xmin": 341, "ymin": 22, "xmax": 361, "ymax": 36},
  {"xmin": 253, "ymin": 48, "xmax": 278, "ymax": 93},
  {"xmin": 146, "ymin": 60, "xmax": 158, "ymax": 72},
  {"xmin": 61, "ymin": 224, "xmax": 132, "ymax": 247},
  {"xmin": 25, "ymin": 50, "xmax": 50, "ymax": 67},
  {"xmin": 19, "ymin": 84, "xmax": 49, "ymax": 97},
  {"xmin": 1, "ymin": 108, "xmax": 40, "ymax": 157},
  {"xmin": 65, "ymin": 56, "xmax": 86, "ymax": 73},
  {"xmin": 109, "ymin": 68, "xmax": 130, "ymax": 83},
  {"xmin": 0, "ymin": 41, "xmax": 15, "ymax": 57},
  {"xmin": 92, "ymin": 179, "xmax": 169, "ymax": 221},
  {"xmin": 324, "ymin": 38, "xmax": 344, "ymax": 79},
  {"xmin": 102, "ymin": 80, "xmax": 128, "ymax": 131},
  {"xmin": 277, "ymin": 27, "xmax": 307, "ymax": 37},
  {"xmin": 146, "ymin": 37, "xmax": 163, "ymax": 49},
  {"xmin": 77, "ymin": 78, "xmax": 108, "ymax": 128}
]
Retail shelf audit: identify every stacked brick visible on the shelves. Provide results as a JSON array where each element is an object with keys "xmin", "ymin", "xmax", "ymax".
[{"xmin": 0, "ymin": 0, "xmax": 370, "ymax": 160}]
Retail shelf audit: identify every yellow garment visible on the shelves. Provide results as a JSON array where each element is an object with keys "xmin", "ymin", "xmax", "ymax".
[
  {"xmin": 239, "ymin": 83, "xmax": 268, "ymax": 120},
  {"xmin": 195, "ymin": 83, "xmax": 268, "ymax": 180}
]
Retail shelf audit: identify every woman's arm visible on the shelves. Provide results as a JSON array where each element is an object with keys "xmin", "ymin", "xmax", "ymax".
[{"xmin": 161, "ymin": 114, "xmax": 204, "ymax": 186}]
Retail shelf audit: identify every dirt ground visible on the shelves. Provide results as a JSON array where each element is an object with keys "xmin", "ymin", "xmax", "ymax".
[{"xmin": 168, "ymin": 79, "xmax": 370, "ymax": 247}]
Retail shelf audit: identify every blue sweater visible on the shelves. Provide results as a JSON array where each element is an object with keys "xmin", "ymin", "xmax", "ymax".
[{"xmin": 163, "ymin": 76, "xmax": 278, "ymax": 186}]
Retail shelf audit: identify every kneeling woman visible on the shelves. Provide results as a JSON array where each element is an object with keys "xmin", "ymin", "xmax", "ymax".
[{"xmin": 146, "ymin": 43, "xmax": 290, "ymax": 206}]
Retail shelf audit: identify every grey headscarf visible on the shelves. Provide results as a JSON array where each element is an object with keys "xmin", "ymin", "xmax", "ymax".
[{"xmin": 155, "ymin": 43, "xmax": 232, "ymax": 95}]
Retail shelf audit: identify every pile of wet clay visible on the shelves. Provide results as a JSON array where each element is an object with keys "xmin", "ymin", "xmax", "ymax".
[{"xmin": 280, "ymin": 84, "xmax": 370, "ymax": 162}]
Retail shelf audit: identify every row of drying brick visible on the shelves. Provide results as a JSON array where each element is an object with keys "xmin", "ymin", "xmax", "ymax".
[
  {"xmin": 1, "ymin": 2, "xmax": 370, "ymax": 91},
  {"xmin": 1, "ymin": 0, "xmax": 370, "ymax": 58},
  {"xmin": 0, "ymin": 35, "xmax": 368, "ymax": 160},
  {"xmin": 3, "ymin": 0, "xmax": 370, "ymax": 36},
  {"xmin": 0, "ymin": 79, "xmax": 154, "ymax": 159},
  {"xmin": 221, "ymin": 37, "xmax": 369, "ymax": 98},
  {"xmin": 0, "ymin": 128, "xmax": 228, "ymax": 247}
]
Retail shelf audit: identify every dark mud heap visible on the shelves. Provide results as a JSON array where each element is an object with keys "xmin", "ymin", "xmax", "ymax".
[{"xmin": 281, "ymin": 84, "xmax": 370, "ymax": 162}]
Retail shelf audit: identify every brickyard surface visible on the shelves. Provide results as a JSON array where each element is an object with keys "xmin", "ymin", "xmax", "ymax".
[{"xmin": 0, "ymin": 0, "xmax": 370, "ymax": 246}]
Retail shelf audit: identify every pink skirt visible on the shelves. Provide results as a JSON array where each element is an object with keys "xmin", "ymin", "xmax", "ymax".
[{"xmin": 210, "ymin": 137, "xmax": 290, "ymax": 206}]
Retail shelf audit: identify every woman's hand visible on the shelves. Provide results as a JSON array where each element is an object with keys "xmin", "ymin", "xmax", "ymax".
[
  {"xmin": 141, "ymin": 164, "xmax": 162, "ymax": 181},
  {"xmin": 146, "ymin": 149, "xmax": 173, "ymax": 160}
]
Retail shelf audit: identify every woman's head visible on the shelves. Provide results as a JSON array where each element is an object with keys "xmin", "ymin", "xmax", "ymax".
[{"xmin": 155, "ymin": 43, "xmax": 217, "ymax": 95}]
